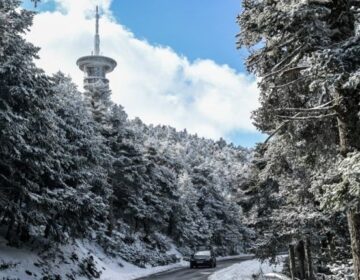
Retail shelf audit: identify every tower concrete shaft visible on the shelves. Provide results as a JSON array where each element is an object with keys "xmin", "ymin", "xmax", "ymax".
[{"xmin": 76, "ymin": 6, "xmax": 117, "ymax": 125}]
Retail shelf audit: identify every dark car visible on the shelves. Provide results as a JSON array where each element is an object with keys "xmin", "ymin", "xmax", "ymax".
[{"xmin": 190, "ymin": 250, "xmax": 216, "ymax": 268}]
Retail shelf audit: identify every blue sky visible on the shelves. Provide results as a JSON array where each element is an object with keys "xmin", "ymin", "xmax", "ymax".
[
  {"xmin": 24, "ymin": 0, "xmax": 247, "ymax": 71},
  {"xmin": 110, "ymin": 1, "xmax": 248, "ymax": 72},
  {"xmin": 23, "ymin": 0, "xmax": 265, "ymax": 147}
]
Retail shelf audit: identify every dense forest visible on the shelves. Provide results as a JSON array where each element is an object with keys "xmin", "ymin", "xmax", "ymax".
[
  {"xmin": 1, "ymin": 0, "xmax": 360, "ymax": 280},
  {"xmin": 0, "ymin": 0, "xmax": 253, "ymax": 273}
]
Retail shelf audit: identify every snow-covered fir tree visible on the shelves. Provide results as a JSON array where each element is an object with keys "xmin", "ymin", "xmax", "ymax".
[{"xmin": 238, "ymin": 0, "xmax": 360, "ymax": 278}]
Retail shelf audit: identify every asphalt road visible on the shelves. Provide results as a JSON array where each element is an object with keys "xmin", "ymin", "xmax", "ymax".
[{"xmin": 136, "ymin": 256, "xmax": 254, "ymax": 280}]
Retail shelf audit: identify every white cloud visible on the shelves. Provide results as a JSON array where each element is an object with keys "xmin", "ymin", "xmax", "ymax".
[{"xmin": 26, "ymin": 0, "xmax": 260, "ymax": 141}]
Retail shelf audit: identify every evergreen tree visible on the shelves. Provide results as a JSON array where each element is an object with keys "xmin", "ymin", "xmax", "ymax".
[
  {"xmin": 49, "ymin": 73, "xmax": 112, "ymax": 239},
  {"xmin": 238, "ymin": 0, "xmax": 360, "ymax": 277},
  {"xmin": 0, "ymin": 0, "xmax": 57, "ymax": 243},
  {"xmin": 0, "ymin": 0, "xmax": 111, "ymax": 243}
]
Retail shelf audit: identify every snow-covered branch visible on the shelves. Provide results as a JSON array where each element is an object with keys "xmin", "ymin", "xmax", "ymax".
[
  {"xmin": 276, "ymin": 113, "xmax": 337, "ymax": 120},
  {"xmin": 270, "ymin": 76, "xmax": 309, "ymax": 89},
  {"xmin": 275, "ymin": 98, "xmax": 340, "ymax": 113},
  {"xmin": 271, "ymin": 45, "xmax": 304, "ymax": 72},
  {"xmin": 262, "ymin": 66, "xmax": 308, "ymax": 79},
  {"xmin": 263, "ymin": 113, "xmax": 301, "ymax": 145},
  {"xmin": 275, "ymin": 104, "xmax": 337, "ymax": 113}
]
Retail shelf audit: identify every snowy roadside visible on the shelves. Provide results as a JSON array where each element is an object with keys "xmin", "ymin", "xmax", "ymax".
[
  {"xmin": 120, "ymin": 254, "xmax": 256, "ymax": 279},
  {"xmin": 103, "ymin": 259, "xmax": 188, "ymax": 280},
  {"xmin": 0, "ymin": 236, "xmax": 255, "ymax": 280},
  {"xmin": 217, "ymin": 254, "xmax": 255, "ymax": 261},
  {"xmin": 0, "ymin": 236, "xmax": 188, "ymax": 280},
  {"xmin": 129, "ymin": 254, "xmax": 256, "ymax": 280},
  {"xmin": 208, "ymin": 255, "xmax": 287, "ymax": 280}
]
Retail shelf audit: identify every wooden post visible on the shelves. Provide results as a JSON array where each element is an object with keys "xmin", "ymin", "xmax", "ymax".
[
  {"xmin": 296, "ymin": 240, "xmax": 306, "ymax": 280},
  {"xmin": 305, "ymin": 237, "xmax": 314, "ymax": 280},
  {"xmin": 289, "ymin": 244, "xmax": 296, "ymax": 280}
]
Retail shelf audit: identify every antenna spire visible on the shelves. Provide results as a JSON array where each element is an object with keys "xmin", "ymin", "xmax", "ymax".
[{"xmin": 94, "ymin": 6, "xmax": 100, "ymax": 55}]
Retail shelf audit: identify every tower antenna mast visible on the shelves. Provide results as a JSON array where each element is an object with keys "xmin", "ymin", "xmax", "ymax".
[
  {"xmin": 31, "ymin": 0, "xmax": 40, "ymax": 8},
  {"xmin": 94, "ymin": 6, "xmax": 100, "ymax": 55}
]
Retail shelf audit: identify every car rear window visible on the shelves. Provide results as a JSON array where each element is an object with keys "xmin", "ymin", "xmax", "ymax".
[{"xmin": 195, "ymin": 250, "xmax": 211, "ymax": 256}]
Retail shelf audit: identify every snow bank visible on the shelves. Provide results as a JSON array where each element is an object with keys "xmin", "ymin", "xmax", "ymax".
[
  {"xmin": 0, "ymin": 235, "xmax": 258, "ymax": 280},
  {"xmin": 101, "ymin": 259, "xmax": 187, "ymax": 280},
  {"xmin": 0, "ymin": 237, "xmax": 44, "ymax": 280},
  {"xmin": 209, "ymin": 256, "xmax": 286, "ymax": 280},
  {"xmin": 217, "ymin": 254, "xmax": 255, "ymax": 261},
  {"xmin": 0, "ymin": 237, "xmax": 188, "ymax": 280},
  {"xmin": 264, "ymin": 272, "xmax": 291, "ymax": 280}
]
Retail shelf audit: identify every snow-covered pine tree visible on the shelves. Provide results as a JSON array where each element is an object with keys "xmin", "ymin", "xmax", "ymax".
[
  {"xmin": 0, "ymin": 0, "xmax": 112, "ymax": 243},
  {"xmin": 237, "ymin": 140, "xmax": 351, "ymax": 267},
  {"xmin": 84, "ymin": 81, "xmax": 112, "ymax": 128},
  {"xmin": 0, "ymin": 0, "xmax": 58, "ymax": 244},
  {"xmin": 49, "ymin": 73, "xmax": 112, "ymax": 240},
  {"xmin": 143, "ymin": 124, "xmax": 252, "ymax": 255},
  {"xmin": 238, "ymin": 0, "xmax": 360, "ymax": 278},
  {"xmin": 171, "ymin": 170, "xmax": 211, "ymax": 252}
]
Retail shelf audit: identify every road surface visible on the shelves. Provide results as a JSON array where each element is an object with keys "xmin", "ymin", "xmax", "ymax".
[{"xmin": 136, "ymin": 256, "xmax": 254, "ymax": 280}]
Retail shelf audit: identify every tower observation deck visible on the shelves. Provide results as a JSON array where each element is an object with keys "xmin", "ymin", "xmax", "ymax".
[{"xmin": 77, "ymin": 6, "xmax": 117, "ymax": 91}]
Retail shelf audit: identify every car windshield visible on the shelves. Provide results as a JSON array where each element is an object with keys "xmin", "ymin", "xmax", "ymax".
[{"xmin": 194, "ymin": 250, "xmax": 211, "ymax": 256}]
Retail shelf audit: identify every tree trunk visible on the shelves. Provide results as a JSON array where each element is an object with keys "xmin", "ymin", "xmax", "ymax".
[
  {"xmin": 135, "ymin": 218, "xmax": 139, "ymax": 231},
  {"xmin": 335, "ymin": 92, "xmax": 350, "ymax": 156},
  {"xmin": 296, "ymin": 240, "xmax": 306, "ymax": 280},
  {"xmin": 0, "ymin": 209, "xmax": 8, "ymax": 224},
  {"xmin": 305, "ymin": 238, "xmax": 314, "ymax": 280},
  {"xmin": 167, "ymin": 212, "xmax": 174, "ymax": 236},
  {"xmin": 106, "ymin": 199, "xmax": 114, "ymax": 237},
  {"xmin": 335, "ymin": 88, "xmax": 360, "ymax": 280},
  {"xmin": 289, "ymin": 244, "xmax": 296, "ymax": 280},
  {"xmin": 328, "ymin": 234, "xmax": 336, "ymax": 261},
  {"xmin": 6, "ymin": 213, "xmax": 14, "ymax": 242},
  {"xmin": 347, "ymin": 210, "xmax": 360, "ymax": 280},
  {"xmin": 334, "ymin": 88, "xmax": 360, "ymax": 153}
]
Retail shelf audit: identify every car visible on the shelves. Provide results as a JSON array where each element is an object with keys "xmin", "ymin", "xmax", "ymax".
[{"xmin": 190, "ymin": 250, "xmax": 216, "ymax": 268}]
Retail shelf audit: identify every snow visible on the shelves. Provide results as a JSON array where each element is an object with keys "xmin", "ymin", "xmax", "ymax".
[
  {"xmin": 166, "ymin": 243, "xmax": 183, "ymax": 258},
  {"xmin": 264, "ymin": 272, "xmax": 291, "ymax": 280},
  {"xmin": 100, "ymin": 257, "xmax": 188, "ymax": 280},
  {"xmin": 0, "ymin": 235, "xmax": 259, "ymax": 280},
  {"xmin": 324, "ymin": 260, "xmax": 354, "ymax": 280},
  {"xmin": 0, "ymin": 237, "xmax": 43, "ymax": 280},
  {"xmin": 0, "ymin": 237, "xmax": 188, "ymax": 280},
  {"xmin": 208, "ymin": 256, "xmax": 286, "ymax": 280},
  {"xmin": 217, "ymin": 254, "xmax": 255, "ymax": 261},
  {"xmin": 104, "ymin": 245, "xmax": 188, "ymax": 280}
]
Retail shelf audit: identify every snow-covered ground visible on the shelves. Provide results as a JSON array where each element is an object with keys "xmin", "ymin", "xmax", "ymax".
[
  {"xmin": 100, "ymin": 257, "xmax": 188, "ymax": 280},
  {"xmin": 0, "ymin": 234, "xmax": 266, "ymax": 280},
  {"xmin": 0, "ymin": 236, "xmax": 188, "ymax": 280},
  {"xmin": 217, "ymin": 254, "xmax": 255, "ymax": 261},
  {"xmin": 0, "ymin": 236, "xmax": 254, "ymax": 280},
  {"xmin": 209, "ymin": 256, "xmax": 286, "ymax": 280},
  {"xmin": 107, "ymin": 244, "xmax": 189, "ymax": 280},
  {"xmin": 322, "ymin": 260, "xmax": 354, "ymax": 280}
]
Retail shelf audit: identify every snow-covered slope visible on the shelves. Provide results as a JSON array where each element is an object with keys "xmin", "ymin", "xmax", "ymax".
[{"xmin": 0, "ymin": 237, "xmax": 188, "ymax": 280}]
